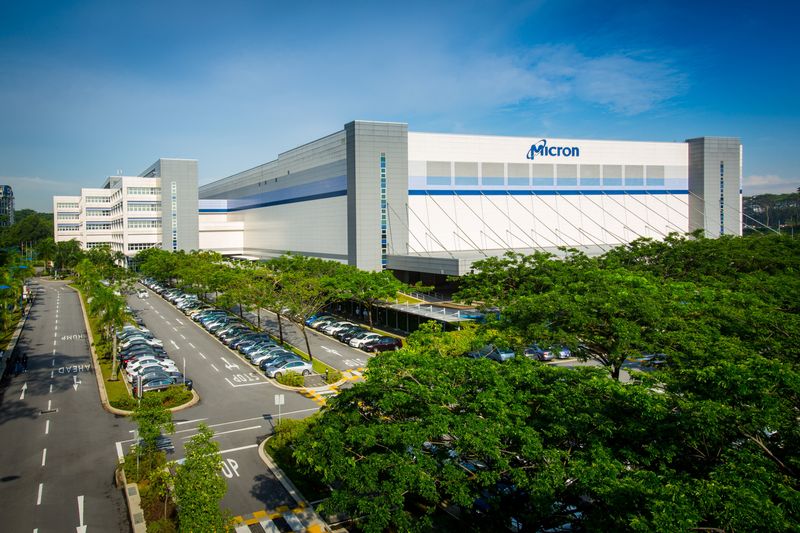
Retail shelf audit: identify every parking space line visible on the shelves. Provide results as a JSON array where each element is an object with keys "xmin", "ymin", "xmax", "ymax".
[
  {"xmin": 225, "ymin": 378, "xmax": 271, "ymax": 388},
  {"xmin": 175, "ymin": 418, "xmax": 209, "ymax": 426},
  {"xmin": 181, "ymin": 425, "xmax": 261, "ymax": 440}
]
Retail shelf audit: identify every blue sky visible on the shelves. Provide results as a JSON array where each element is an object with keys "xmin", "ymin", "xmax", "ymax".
[{"xmin": 1, "ymin": 0, "xmax": 798, "ymax": 210}]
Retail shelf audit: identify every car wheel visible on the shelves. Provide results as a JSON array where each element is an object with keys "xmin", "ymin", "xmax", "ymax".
[
  {"xmin": 274, "ymin": 372, "xmax": 282, "ymax": 380},
  {"xmin": 302, "ymin": 370, "xmax": 310, "ymax": 376}
]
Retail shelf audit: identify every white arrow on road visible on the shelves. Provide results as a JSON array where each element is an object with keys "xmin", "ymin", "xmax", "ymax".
[
  {"xmin": 73, "ymin": 375, "xmax": 81, "ymax": 391},
  {"xmin": 76, "ymin": 494, "xmax": 86, "ymax": 533},
  {"xmin": 320, "ymin": 346, "xmax": 341, "ymax": 356},
  {"xmin": 220, "ymin": 357, "xmax": 239, "ymax": 370},
  {"xmin": 20, "ymin": 382, "xmax": 27, "ymax": 400}
]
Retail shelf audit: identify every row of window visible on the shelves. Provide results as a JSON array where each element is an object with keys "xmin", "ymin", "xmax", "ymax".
[
  {"xmin": 57, "ymin": 224, "xmax": 81, "ymax": 232},
  {"xmin": 128, "ymin": 219, "xmax": 162, "ymax": 229},
  {"xmin": 127, "ymin": 187, "xmax": 161, "ymax": 195},
  {"xmin": 423, "ymin": 162, "xmax": 667, "ymax": 187},
  {"xmin": 57, "ymin": 213, "xmax": 80, "ymax": 220},
  {"xmin": 56, "ymin": 202, "xmax": 79, "ymax": 209},
  {"xmin": 85, "ymin": 209, "xmax": 111, "ymax": 217},
  {"xmin": 85, "ymin": 196, "xmax": 110, "ymax": 203},
  {"xmin": 86, "ymin": 223, "xmax": 111, "ymax": 231},
  {"xmin": 128, "ymin": 242, "xmax": 161, "ymax": 251},
  {"xmin": 127, "ymin": 202, "xmax": 161, "ymax": 212},
  {"xmin": 86, "ymin": 242, "xmax": 111, "ymax": 249}
]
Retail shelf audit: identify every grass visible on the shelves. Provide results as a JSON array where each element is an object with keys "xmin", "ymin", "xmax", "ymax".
[
  {"xmin": 0, "ymin": 308, "xmax": 23, "ymax": 351},
  {"xmin": 72, "ymin": 285, "xmax": 193, "ymax": 411},
  {"xmin": 264, "ymin": 419, "xmax": 329, "ymax": 503},
  {"xmin": 394, "ymin": 292, "xmax": 425, "ymax": 304}
]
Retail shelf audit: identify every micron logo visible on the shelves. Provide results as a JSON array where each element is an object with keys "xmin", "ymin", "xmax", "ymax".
[{"xmin": 526, "ymin": 139, "xmax": 580, "ymax": 160}]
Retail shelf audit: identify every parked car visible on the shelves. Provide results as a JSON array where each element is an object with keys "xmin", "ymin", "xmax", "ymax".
[
  {"xmin": 336, "ymin": 326, "xmax": 366, "ymax": 343},
  {"xmin": 349, "ymin": 332, "xmax": 382, "ymax": 349},
  {"xmin": 241, "ymin": 340, "xmax": 279, "ymax": 356},
  {"xmin": 265, "ymin": 359, "xmax": 313, "ymax": 379},
  {"xmin": 322, "ymin": 321, "xmax": 356, "ymax": 335},
  {"xmin": 311, "ymin": 318, "xmax": 337, "ymax": 331},
  {"xmin": 260, "ymin": 353, "xmax": 301, "ymax": 371},
  {"xmin": 361, "ymin": 336, "xmax": 403, "ymax": 353},
  {"xmin": 525, "ymin": 344, "xmax": 571, "ymax": 361},
  {"xmin": 231, "ymin": 334, "xmax": 271, "ymax": 350},
  {"xmin": 306, "ymin": 314, "xmax": 334, "ymax": 327},
  {"xmin": 132, "ymin": 379, "xmax": 176, "ymax": 396},
  {"xmin": 468, "ymin": 344, "xmax": 515, "ymax": 362}
]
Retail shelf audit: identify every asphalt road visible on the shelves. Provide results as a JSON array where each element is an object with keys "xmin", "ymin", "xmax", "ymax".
[
  {"xmin": 0, "ymin": 279, "xmax": 130, "ymax": 533},
  {"xmin": 124, "ymin": 287, "xmax": 321, "ymax": 521}
]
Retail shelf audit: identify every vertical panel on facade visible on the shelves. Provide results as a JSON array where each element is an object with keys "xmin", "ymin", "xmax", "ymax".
[{"xmin": 346, "ymin": 121, "xmax": 409, "ymax": 271}]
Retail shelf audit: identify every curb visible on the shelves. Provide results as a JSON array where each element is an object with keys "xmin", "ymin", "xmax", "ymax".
[
  {"xmin": 0, "ymin": 292, "xmax": 34, "ymax": 378},
  {"xmin": 72, "ymin": 284, "xmax": 198, "ymax": 417},
  {"xmin": 258, "ymin": 437, "xmax": 332, "ymax": 533}
]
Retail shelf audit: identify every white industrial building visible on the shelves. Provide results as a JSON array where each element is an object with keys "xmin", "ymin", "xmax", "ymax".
[
  {"xmin": 53, "ymin": 122, "xmax": 742, "ymax": 283},
  {"xmin": 53, "ymin": 159, "xmax": 198, "ymax": 257},
  {"xmin": 198, "ymin": 121, "xmax": 742, "ymax": 282}
]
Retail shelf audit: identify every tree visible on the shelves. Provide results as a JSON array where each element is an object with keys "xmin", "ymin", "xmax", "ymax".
[
  {"xmin": 292, "ymin": 343, "xmax": 800, "ymax": 532},
  {"xmin": 174, "ymin": 424, "xmax": 228, "ymax": 532},
  {"xmin": 267, "ymin": 254, "xmax": 343, "ymax": 361},
  {"xmin": 35, "ymin": 237, "xmax": 56, "ymax": 273},
  {"xmin": 338, "ymin": 266, "xmax": 406, "ymax": 330},
  {"xmin": 131, "ymin": 394, "xmax": 175, "ymax": 453}
]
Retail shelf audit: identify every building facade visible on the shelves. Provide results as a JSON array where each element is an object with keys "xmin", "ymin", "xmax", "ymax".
[
  {"xmin": 0, "ymin": 185, "xmax": 14, "ymax": 227},
  {"xmin": 53, "ymin": 158, "xmax": 198, "ymax": 257},
  {"xmin": 198, "ymin": 121, "xmax": 743, "ymax": 279},
  {"xmin": 53, "ymin": 124, "xmax": 742, "ymax": 279}
]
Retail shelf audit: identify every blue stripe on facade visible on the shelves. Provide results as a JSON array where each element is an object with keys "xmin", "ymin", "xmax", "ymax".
[
  {"xmin": 408, "ymin": 189, "xmax": 690, "ymax": 196},
  {"xmin": 199, "ymin": 189, "xmax": 347, "ymax": 213}
]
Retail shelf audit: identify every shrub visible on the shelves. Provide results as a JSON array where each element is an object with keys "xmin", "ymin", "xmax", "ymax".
[
  {"xmin": 146, "ymin": 518, "xmax": 177, "ymax": 533},
  {"xmin": 276, "ymin": 370, "xmax": 304, "ymax": 387},
  {"xmin": 325, "ymin": 369, "xmax": 342, "ymax": 384}
]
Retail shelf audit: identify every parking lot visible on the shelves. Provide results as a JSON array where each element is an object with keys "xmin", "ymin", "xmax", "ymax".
[{"xmin": 117, "ymin": 285, "xmax": 323, "ymax": 523}]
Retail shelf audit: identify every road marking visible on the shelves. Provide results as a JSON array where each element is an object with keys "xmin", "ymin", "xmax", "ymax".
[
  {"xmin": 199, "ymin": 353, "xmax": 207, "ymax": 360},
  {"xmin": 77, "ymin": 495, "xmax": 85, "ymax": 532},
  {"xmin": 52, "ymin": 349, "xmax": 56, "ymax": 355},
  {"xmin": 20, "ymin": 382, "xmax": 27, "ymax": 400},
  {"xmin": 36, "ymin": 483, "xmax": 43, "ymax": 505},
  {"xmin": 47, "ymin": 400, "xmax": 51, "ymax": 411},
  {"xmin": 224, "ymin": 378, "xmax": 271, "ymax": 388},
  {"xmin": 52, "ymin": 358, "xmax": 55, "ymax": 366},
  {"xmin": 175, "ymin": 417, "xmax": 209, "ymax": 426},
  {"xmin": 41, "ymin": 448, "xmax": 47, "ymax": 467},
  {"xmin": 170, "ymin": 340, "xmax": 179, "ymax": 350},
  {"xmin": 50, "ymin": 370, "xmax": 54, "ymax": 379},
  {"xmin": 180, "ymin": 334, "xmax": 186, "ymax": 340},
  {"xmin": 45, "ymin": 420, "xmax": 50, "ymax": 435},
  {"xmin": 221, "ymin": 357, "xmax": 239, "ymax": 370},
  {"xmin": 320, "ymin": 346, "xmax": 341, "ymax": 356},
  {"xmin": 49, "ymin": 384, "xmax": 52, "ymax": 394},
  {"xmin": 53, "ymin": 340, "xmax": 56, "ymax": 346},
  {"xmin": 188, "ymin": 342, "xmax": 195, "ymax": 349},
  {"xmin": 210, "ymin": 364, "xmax": 220, "ymax": 372},
  {"xmin": 172, "ymin": 327, "xmax": 177, "ymax": 332},
  {"xmin": 181, "ymin": 425, "xmax": 261, "ymax": 440}
]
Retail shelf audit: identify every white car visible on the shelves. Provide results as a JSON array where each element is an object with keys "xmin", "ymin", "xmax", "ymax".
[
  {"xmin": 349, "ymin": 332, "xmax": 381, "ymax": 349},
  {"xmin": 265, "ymin": 359, "xmax": 313, "ymax": 379},
  {"xmin": 137, "ymin": 290, "xmax": 149, "ymax": 299},
  {"xmin": 121, "ymin": 336, "xmax": 163, "ymax": 349},
  {"xmin": 128, "ymin": 362, "xmax": 179, "ymax": 382},
  {"xmin": 323, "ymin": 321, "xmax": 356, "ymax": 335},
  {"xmin": 127, "ymin": 357, "xmax": 175, "ymax": 375}
]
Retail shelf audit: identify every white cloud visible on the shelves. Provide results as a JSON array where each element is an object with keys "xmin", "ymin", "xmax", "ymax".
[{"xmin": 743, "ymin": 174, "xmax": 799, "ymax": 195}]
